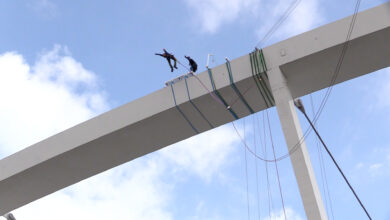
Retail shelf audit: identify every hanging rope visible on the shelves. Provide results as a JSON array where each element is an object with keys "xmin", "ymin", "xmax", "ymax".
[
  {"xmin": 165, "ymin": 2, "xmax": 366, "ymax": 220},
  {"xmin": 172, "ymin": 0, "xmax": 363, "ymax": 165},
  {"xmin": 229, "ymin": 49, "xmax": 274, "ymax": 109},
  {"xmin": 179, "ymin": 54, "xmax": 301, "ymax": 160},
  {"xmin": 247, "ymin": 50, "xmax": 274, "ymax": 108},
  {"xmin": 175, "ymin": 0, "xmax": 363, "ymax": 163},
  {"xmin": 295, "ymin": 99, "xmax": 372, "ymax": 220},
  {"xmin": 243, "ymin": 118, "xmax": 251, "ymax": 220},
  {"xmin": 310, "ymin": 0, "xmax": 362, "ymax": 127},
  {"xmin": 230, "ymin": 0, "xmax": 364, "ymax": 162},
  {"xmin": 310, "ymin": 95, "xmax": 330, "ymax": 218},
  {"xmin": 310, "ymin": 95, "xmax": 335, "ymax": 220},
  {"xmin": 207, "ymin": 68, "xmax": 240, "ymax": 120},
  {"xmin": 232, "ymin": 0, "xmax": 364, "ymax": 161},
  {"xmin": 270, "ymin": 0, "xmax": 364, "ymax": 162},
  {"xmin": 260, "ymin": 111, "xmax": 274, "ymax": 218},
  {"xmin": 255, "ymin": 0, "xmax": 302, "ymax": 48},
  {"xmin": 177, "ymin": 60, "xmax": 225, "ymax": 107},
  {"xmin": 170, "ymin": 84, "xmax": 199, "ymax": 134},
  {"xmin": 266, "ymin": 110, "xmax": 287, "ymax": 220},
  {"xmin": 225, "ymin": 59, "xmax": 255, "ymax": 114},
  {"xmin": 255, "ymin": 49, "xmax": 274, "ymax": 104},
  {"xmin": 184, "ymin": 77, "xmax": 214, "ymax": 129},
  {"xmin": 252, "ymin": 115, "xmax": 261, "ymax": 220}
]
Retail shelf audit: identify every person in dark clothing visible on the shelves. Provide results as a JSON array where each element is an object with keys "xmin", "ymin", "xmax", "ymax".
[
  {"xmin": 155, "ymin": 49, "xmax": 178, "ymax": 72},
  {"xmin": 184, "ymin": 56, "xmax": 197, "ymax": 73}
]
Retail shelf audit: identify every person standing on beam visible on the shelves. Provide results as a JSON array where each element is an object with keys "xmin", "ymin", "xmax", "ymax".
[
  {"xmin": 184, "ymin": 55, "xmax": 198, "ymax": 73},
  {"xmin": 155, "ymin": 49, "xmax": 178, "ymax": 72}
]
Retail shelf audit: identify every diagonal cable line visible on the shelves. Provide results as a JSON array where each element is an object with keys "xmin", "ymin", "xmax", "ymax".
[
  {"xmin": 295, "ymin": 98, "xmax": 372, "ymax": 220},
  {"xmin": 256, "ymin": 0, "xmax": 302, "ymax": 48},
  {"xmin": 177, "ymin": 0, "xmax": 363, "ymax": 163}
]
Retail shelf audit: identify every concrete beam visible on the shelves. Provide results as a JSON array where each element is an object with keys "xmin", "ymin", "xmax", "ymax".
[
  {"xmin": 269, "ymin": 67, "xmax": 327, "ymax": 219},
  {"xmin": 0, "ymin": 2, "xmax": 389, "ymax": 215}
]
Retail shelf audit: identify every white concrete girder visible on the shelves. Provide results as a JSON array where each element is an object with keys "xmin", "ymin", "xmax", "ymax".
[
  {"xmin": 268, "ymin": 67, "xmax": 327, "ymax": 220},
  {"xmin": 0, "ymin": 2, "xmax": 389, "ymax": 215}
]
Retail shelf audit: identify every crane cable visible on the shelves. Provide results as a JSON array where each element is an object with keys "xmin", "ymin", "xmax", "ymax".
[
  {"xmin": 172, "ymin": 2, "xmax": 365, "ymax": 220},
  {"xmin": 177, "ymin": 61, "xmax": 277, "ymax": 217},
  {"xmin": 243, "ymin": 118, "xmax": 251, "ymax": 220},
  {"xmin": 174, "ymin": 0, "xmax": 310, "ymax": 161},
  {"xmin": 174, "ymin": 0, "xmax": 362, "ymax": 163},
  {"xmin": 260, "ymin": 112, "xmax": 274, "ymax": 218},
  {"xmin": 228, "ymin": 0, "xmax": 303, "ymax": 108},
  {"xmin": 310, "ymin": 95, "xmax": 335, "ymax": 220},
  {"xmin": 167, "ymin": 2, "xmax": 366, "ymax": 219},
  {"xmin": 229, "ymin": 0, "xmax": 363, "ymax": 162},
  {"xmin": 255, "ymin": 0, "xmax": 302, "ymax": 48},
  {"xmin": 252, "ymin": 114, "xmax": 262, "ymax": 220},
  {"xmin": 294, "ymin": 99, "xmax": 372, "ymax": 220},
  {"xmin": 175, "ymin": 0, "xmax": 362, "ymax": 162},
  {"xmin": 278, "ymin": 0, "xmax": 363, "ymax": 160},
  {"xmin": 266, "ymin": 110, "xmax": 287, "ymax": 220}
]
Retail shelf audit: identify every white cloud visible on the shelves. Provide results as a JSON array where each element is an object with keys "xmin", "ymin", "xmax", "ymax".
[
  {"xmin": 353, "ymin": 148, "xmax": 390, "ymax": 178},
  {"xmin": 1, "ymin": 46, "xmax": 240, "ymax": 219},
  {"xmin": 262, "ymin": 207, "xmax": 303, "ymax": 220},
  {"xmin": 34, "ymin": 45, "xmax": 98, "ymax": 89},
  {"xmin": 160, "ymin": 125, "xmax": 240, "ymax": 181},
  {"xmin": 0, "ymin": 46, "xmax": 108, "ymax": 156},
  {"xmin": 183, "ymin": 0, "xmax": 260, "ymax": 33},
  {"xmin": 356, "ymin": 162, "xmax": 364, "ymax": 169},
  {"xmin": 278, "ymin": 0, "xmax": 323, "ymax": 36},
  {"xmin": 13, "ymin": 159, "xmax": 173, "ymax": 220},
  {"xmin": 29, "ymin": 0, "xmax": 58, "ymax": 17},
  {"xmin": 367, "ymin": 162, "xmax": 387, "ymax": 177},
  {"xmin": 369, "ymin": 163, "xmax": 383, "ymax": 171},
  {"xmin": 256, "ymin": 0, "xmax": 324, "ymax": 46},
  {"xmin": 183, "ymin": 0, "xmax": 323, "ymax": 42},
  {"xmin": 10, "ymin": 125, "xmax": 239, "ymax": 220},
  {"xmin": 0, "ymin": 50, "xmax": 178, "ymax": 217}
]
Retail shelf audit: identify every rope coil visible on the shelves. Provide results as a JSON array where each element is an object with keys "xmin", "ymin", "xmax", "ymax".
[
  {"xmin": 225, "ymin": 59, "xmax": 255, "ymax": 114},
  {"xmin": 250, "ymin": 49, "xmax": 274, "ymax": 107}
]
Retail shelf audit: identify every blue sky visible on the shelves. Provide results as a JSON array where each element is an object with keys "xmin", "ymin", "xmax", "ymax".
[{"xmin": 0, "ymin": 0, "xmax": 389, "ymax": 219}]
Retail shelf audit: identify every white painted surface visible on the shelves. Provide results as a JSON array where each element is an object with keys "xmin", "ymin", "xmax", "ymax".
[{"xmin": 269, "ymin": 67, "xmax": 327, "ymax": 220}]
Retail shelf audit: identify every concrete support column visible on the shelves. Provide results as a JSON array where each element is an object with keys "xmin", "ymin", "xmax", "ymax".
[{"xmin": 268, "ymin": 67, "xmax": 328, "ymax": 220}]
